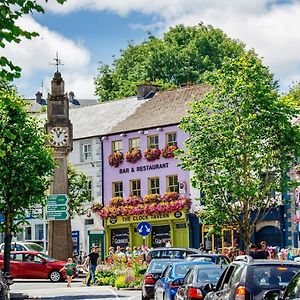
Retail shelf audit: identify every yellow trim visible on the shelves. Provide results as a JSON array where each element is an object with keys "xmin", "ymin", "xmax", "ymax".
[
  {"xmin": 166, "ymin": 132, "xmax": 177, "ymax": 146},
  {"xmin": 112, "ymin": 140, "xmax": 123, "ymax": 152},
  {"xmin": 147, "ymin": 134, "xmax": 159, "ymax": 149},
  {"xmin": 148, "ymin": 177, "xmax": 160, "ymax": 194},
  {"xmin": 112, "ymin": 181, "xmax": 123, "ymax": 197},
  {"xmin": 130, "ymin": 179, "xmax": 141, "ymax": 196},
  {"xmin": 129, "ymin": 137, "xmax": 140, "ymax": 151}
]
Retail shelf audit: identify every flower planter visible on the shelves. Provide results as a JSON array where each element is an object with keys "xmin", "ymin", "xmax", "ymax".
[
  {"xmin": 125, "ymin": 149, "xmax": 142, "ymax": 163},
  {"xmin": 108, "ymin": 151, "xmax": 124, "ymax": 167},
  {"xmin": 161, "ymin": 145, "xmax": 178, "ymax": 159}
]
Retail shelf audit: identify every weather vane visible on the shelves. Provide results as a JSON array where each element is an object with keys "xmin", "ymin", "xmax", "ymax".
[{"xmin": 50, "ymin": 52, "xmax": 64, "ymax": 72}]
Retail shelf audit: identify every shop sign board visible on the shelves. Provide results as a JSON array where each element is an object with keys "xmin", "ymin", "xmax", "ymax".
[
  {"xmin": 111, "ymin": 228, "xmax": 129, "ymax": 248},
  {"xmin": 106, "ymin": 209, "xmax": 187, "ymax": 226},
  {"xmin": 137, "ymin": 222, "xmax": 152, "ymax": 237}
]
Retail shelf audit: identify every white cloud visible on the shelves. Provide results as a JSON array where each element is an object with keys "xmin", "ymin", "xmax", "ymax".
[
  {"xmin": 42, "ymin": 0, "xmax": 300, "ymax": 90},
  {"xmin": 2, "ymin": 15, "xmax": 95, "ymax": 98}
]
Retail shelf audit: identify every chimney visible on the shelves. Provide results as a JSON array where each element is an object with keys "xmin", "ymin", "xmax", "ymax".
[
  {"xmin": 137, "ymin": 84, "xmax": 159, "ymax": 100},
  {"xmin": 35, "ymin": 91, "xmax": 43, "ymax": 104}
]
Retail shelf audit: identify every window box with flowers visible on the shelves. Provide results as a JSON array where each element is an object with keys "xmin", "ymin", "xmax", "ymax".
[
  {"xmin": 144, "ymin": 148, "xmax": 161, "ymax": 161},
  {"xmin": 108, "ymin": 151, "xmax": 124, "ymax": 167},
  {"xmin": 96, "ymin": 192, "xmax": 191, "ymax": 218},
  {"xmin": 161, "ymin": 145, "xmax": 178, "ymax": 159},
  {"xmin": 125, "ymin": 149, "xmax": 142, "ymax": 163}
]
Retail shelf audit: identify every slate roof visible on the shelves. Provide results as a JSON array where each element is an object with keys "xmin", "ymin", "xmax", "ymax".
[{"xmin": 109, "ymin": 84, "xmax": 210, "ymax": 134}]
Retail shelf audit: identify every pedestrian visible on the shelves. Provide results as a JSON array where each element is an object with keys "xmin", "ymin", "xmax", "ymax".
[
  {"xmin": 60, "ymin": 257, "xmax": 78, "ymax": 288},
  {"xmin": 83, "ymin": 246, "xmax": 100, "ymax": 286},
  {"xmin": 165, "ymin": 239, "xmax": 172, "ymax": 247}
]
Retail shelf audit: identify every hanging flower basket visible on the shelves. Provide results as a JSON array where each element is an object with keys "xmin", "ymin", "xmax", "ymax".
[
  {"xmin": 144, "ymin": 148, "xmax": 161, "ymax": 161},
  {"xmin": 108, "ymin": 151, "xmax": 124, "ymax": 167},
  {"xmin": 97, "ymin": 192, "xmax": 191, "ymax": 218},
  {"xmin": 125, "ymin": 149, "xmax": 142, "ymax": 163},
  {"xmin": 161, "ymin": 145, "xmax": 178, "ymax": 159}
]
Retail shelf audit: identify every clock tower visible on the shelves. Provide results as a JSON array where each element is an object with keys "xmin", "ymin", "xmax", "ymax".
[{"xmin": 45, "ymin": 70, "xmax": 73, "ymax": 260}]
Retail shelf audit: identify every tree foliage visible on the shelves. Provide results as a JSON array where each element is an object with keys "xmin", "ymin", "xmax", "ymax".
[
  {"xmin": 178, "ymin": 50, "xmax": 300, "ymax": 251},
  {"xmin": 94, "ymin": 23, "xmax": 245, "ymax": 101},
  {"xmin": 0, "ymin": 0, "xmax": 65, "ymax": 81},
  {"xmin": 0, "ymin": 85, "xmax": 55, "ymax": 272},
  {"xmin": 68, "ymin": 163, "xmax": 93, "ymax": 217}
]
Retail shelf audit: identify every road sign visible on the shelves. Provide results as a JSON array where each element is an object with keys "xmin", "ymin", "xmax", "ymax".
[
  {"xmin": 47, "ymin": 194, "xmax": 69, "ymax": 206},
  {"xmin": 47, "ymin": 211, "xmax": 69, "ymax": 220},
  {"xmin": 137, "ymin": 222, "xmax": 152, "ymax": 237},
  {"xmin": 47, "ymin": 194, "xmax": 69, "ymax": 221},
  {"xmin": 47, "ymin": 205, "xmax": 68, "ymax": 212}
]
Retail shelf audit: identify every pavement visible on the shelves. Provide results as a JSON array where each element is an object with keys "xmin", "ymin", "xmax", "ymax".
[{"xmin": 10, "ymin": 279, "xmax": 141, "ymax": 300}]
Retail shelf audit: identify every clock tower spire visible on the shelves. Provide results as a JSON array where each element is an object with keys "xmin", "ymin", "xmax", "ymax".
[{"xmin": 45, "ymin": 67, "xmax": 73, "ymax": 260}]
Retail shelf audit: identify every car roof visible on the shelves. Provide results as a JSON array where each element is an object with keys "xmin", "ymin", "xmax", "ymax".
[
  {"xmin": 234, "ymin": 259, "xmax": 300, "ymax": 266},
  {"xmin": 189, "ymin": 253, "xmax": 223, "ymax": 257},
  {"xmin": 192, "ymin": 264, "xmax": 223, "ymax": 269},
  {"xmin": 171, "ymin": 261, "xmax": 213, "ymax": 266},
  {"xmin": 10, "ymin": 251, "xmax": 40, "ymax": 254},
  {"xmin": 150, "ymin": 258, "xmax": 182, "ymax": 263},
  {"xmin": 149, "ymin": 247, "xmax": 198, "ymax": 251}
]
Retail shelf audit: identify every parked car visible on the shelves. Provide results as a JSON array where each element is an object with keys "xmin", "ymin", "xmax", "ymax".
[
  {"xmin": 154, "ymin": 261, "xmax": 213, "ymax": 300},
  {"xmin": 205, "ymin": 255, "xmax": 300, "ymax": 300},
  {"xmin": 175, "ymin": 264, "xmax": 224, "ymax": 300},
  {"xmin": 184, "ymin": 254, "xmax": 230, "ymax": 265},
  {"xmin": 142, "ymin": 259, "xmax": 182, "ymax": 300},
  {"xmin": 147, "ymin": 248, "xmax": 200, "ymax": 262},
  {"xmin": 0, "ymin": 270, "xmax": 10, "ymax": 300},
  {"xmin": 0, "ymin": 242, "xmax": 45, "ymax": 253},
  {"xmin": 0, "ymin": 251, "xmax": 73, "ymax": 282},
  {"xmin": 263, "ymin": 269, "xmax": 300, "ymax": 300}
]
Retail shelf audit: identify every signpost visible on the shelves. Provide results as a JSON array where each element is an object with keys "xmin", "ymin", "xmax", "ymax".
[
  {"xmin": 137, "ymin": 222, "xmax": 152, "ymax": 247},
  {"xmin": 47, "ymin": 194, "xmax": 69, "ymax": 221}
]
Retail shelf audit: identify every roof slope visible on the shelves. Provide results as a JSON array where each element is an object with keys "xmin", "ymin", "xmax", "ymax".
[{"xmin": 109, "ymin": 84, "xmax": 210, "ymax": 134}]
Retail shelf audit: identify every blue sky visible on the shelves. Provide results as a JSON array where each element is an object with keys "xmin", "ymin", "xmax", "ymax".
[{"xmin": 3, "ymin": 0, "xmax": 300, "ymax": 99}]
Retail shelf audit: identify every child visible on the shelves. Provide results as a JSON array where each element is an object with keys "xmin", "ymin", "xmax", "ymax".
[{"xmin": 60, "ymin": 257, "xmax": 78, "ymax": 287}]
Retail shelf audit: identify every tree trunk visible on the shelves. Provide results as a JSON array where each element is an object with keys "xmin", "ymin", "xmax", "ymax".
[{"xmin": 4, "ymin": 212, "xmax": 12, "ymax": 274}]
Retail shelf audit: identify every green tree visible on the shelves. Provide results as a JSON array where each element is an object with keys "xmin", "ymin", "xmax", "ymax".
[
  {"xmin": 0, "ymin": 86, "xmax": 55, "ymax": 273},
  {"xmin": 68, "ymin": 163, "xmax": 93, "ymax": 217},
  {"xmin": 1, "ymin": 0, "xmax": 65, "ymax": 81},
  {"xmin": 94, "ymin": 24, "xmax": 245, "ymax": 101},
  {"xmin": 178, "ymin": 50, "xmax": 300, "ymax": 252}
]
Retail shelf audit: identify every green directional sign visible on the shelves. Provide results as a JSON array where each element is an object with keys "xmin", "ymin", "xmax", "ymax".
[
  {"xmin": 47, "ymin": 194, "xmax": 69, "ymax": 206},
  {"xmin": 47, "ymin": 194, "xmax": 69, "ymax": 220},
  {"xmin": 47, "ymin": 205, "xmax": 68, "ymax": 212},
  {"xmin": 47, "ymin": 211, "xmax": 69, "ymax": 221}
]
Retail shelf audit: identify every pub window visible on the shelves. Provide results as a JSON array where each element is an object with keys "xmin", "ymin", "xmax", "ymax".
[
  {"xmin": 87, "ymin": 177, "xmax": 92, "ymax": 196},
  {"xmin": 82, "ymin": 143, "xmax": 92, "ymax": 161},
  {"xmin": 130, "ymin": 179, "xmax": 141, "ymax": 196},
  {"xmin": 112, "ymin": 181, "xmax": 123, "ymax": 197},
  {"xmin": 129, "ymin": 137, "xmax": 140, "ymax": 150},
  {"xmin": 149, "ymin": 177, "xmax": 160, "ymax": 195},
  {"xmin": 147, "ymin": 135, "xmax": 159, "ymax": 149},
  {"xmin": 167, "ymin": 175, "xmax": 179, "ymax": 192},
  {"xmin": 166, "ymin": 132, "xmax": 177, "ymax": 147},
  {"xmin": 112, "ymin": 140, "xmax": 123, "ymax": 152}
]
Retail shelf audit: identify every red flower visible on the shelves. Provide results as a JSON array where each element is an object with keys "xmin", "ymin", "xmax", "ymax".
[
  {"xmin": 125, "ymin": 149, "xmax": 142, "ymax": 163},
  {"xmin": 144, "ymin": 148, "xmax": 161, "ymax": 161},
  {"xmin": 108, "ymin": 151, "xmax": 124, "ymax": 167},
  {"xmin": 161, "ymin": 145, "xmax": 178, "ymax": 159}
]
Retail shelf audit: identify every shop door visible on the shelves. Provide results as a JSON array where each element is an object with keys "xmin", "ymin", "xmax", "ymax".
[
  {"xmin": 152, "ymin": 225, "xmax": 170, "ymax": 248},
  {"xmin": 89, "ymin": 232, "xmax": 105, "ymax": 261},
  {"xmin": 173, "ymin": 223, "xmax": 188, "ymax": 247}
]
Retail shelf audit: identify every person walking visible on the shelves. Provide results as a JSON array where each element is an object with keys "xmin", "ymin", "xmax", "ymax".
[
  {"xmin": 84, "ymin": 246, "xmax": 100, "ymax": 286},
  {"xmin": 60, "ymin": 257, "xmax": 78, "ymax": 288}
]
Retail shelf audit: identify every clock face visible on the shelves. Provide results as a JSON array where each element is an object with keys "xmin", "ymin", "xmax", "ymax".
[{"xmin": 49, "ymin": 127, "xmax": 69, "ymax": 147}]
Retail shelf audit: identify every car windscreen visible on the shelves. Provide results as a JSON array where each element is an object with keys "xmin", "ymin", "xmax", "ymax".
[
  {"xmin": 148, "ymin": 261, "xmax": 171, "ymax": 273},
  {"xmin": 246, "ymin": 265, "xmax": 300, "ymax": 293},
  {"xmin": 25, "ymin": 243, "xmax": 44, "ymax": 252},
  {"xmin": 192, "ymin": 257, "xmax": 214, "ymax": 262},
  {"xmin": 174, "ymin": 264, "xmax": 195, "ymax": 277},
  {"xmin": 38, "ymin": 252, "xmax": 56, "ymax": 262},
  {"xmin": 196, "ymin": 267, "xmax": 222, "ymax": 284},
  {"xmin": 284, "ymin": 271, "xmax": 300, "ymax": 299}
]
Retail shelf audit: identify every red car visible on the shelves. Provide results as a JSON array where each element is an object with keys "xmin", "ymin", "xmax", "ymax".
[{"xmin": 0, "ymin": 251, "xmax": 72, "ymax": 282}]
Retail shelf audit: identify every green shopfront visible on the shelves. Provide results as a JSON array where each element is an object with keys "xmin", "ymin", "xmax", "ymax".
[{"xmin": 104, "ymin": 209, "xmax": 189, "ymax": 252}]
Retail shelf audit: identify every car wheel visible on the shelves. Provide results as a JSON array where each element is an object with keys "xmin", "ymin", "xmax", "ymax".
[
  {"xmin": 142, "ymin": 295, "xmax": 149, "ymax": 300},
  {"xmin": 49, "ymin": 270, "xmax": 61, "ymax": 282}
]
